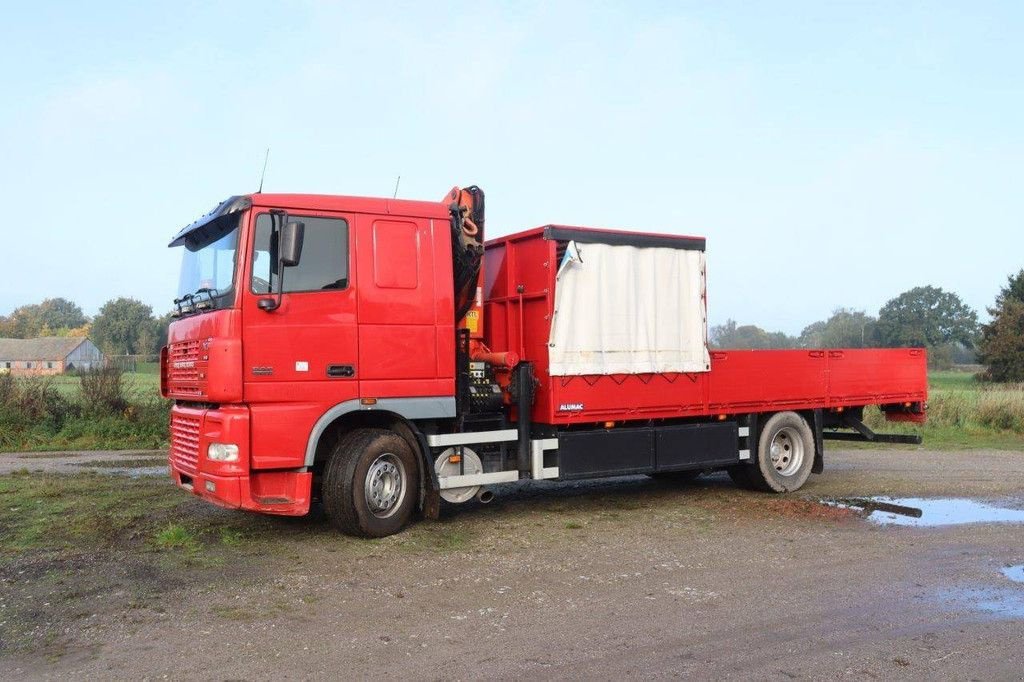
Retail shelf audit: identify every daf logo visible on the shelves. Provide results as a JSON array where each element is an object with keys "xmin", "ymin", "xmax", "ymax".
[
  {"xmin": 173, "ymin": 360, "xmax": 196, "ymax": 369},
  {"xmin": 559, "ymin": 403, "xmax": 584, "ymax": 411}
]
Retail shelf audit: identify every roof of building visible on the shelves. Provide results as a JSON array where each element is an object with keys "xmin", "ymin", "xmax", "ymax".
[{"xmin": 0, "ymin": 337, "xmax": 97, "ymax": 361}]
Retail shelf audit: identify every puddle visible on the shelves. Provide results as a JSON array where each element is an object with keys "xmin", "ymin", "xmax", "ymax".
[
  {"xmin": 940, "ymin": 586, "xmax": 1024, "ymax": 620},
  {"xmin": 829, "ymin": 497, "xmax": 1024, "ymax": 527},
  {"xmin": 1003, "ymin": 565, "xmax": 1024, "ymax": 583}
]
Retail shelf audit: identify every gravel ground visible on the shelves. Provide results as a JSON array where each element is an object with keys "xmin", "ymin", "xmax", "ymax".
[{"xmin": 2, "ymin": 447, "xmax": 1023, "ymax": 680}]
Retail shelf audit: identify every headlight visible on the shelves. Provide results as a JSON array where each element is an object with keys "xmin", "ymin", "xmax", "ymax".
[{"xmin": 207, "ymin": 443, "xmax": 239, "ymax": 462}]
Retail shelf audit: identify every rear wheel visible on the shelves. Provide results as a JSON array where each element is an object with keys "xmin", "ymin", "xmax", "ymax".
[
  {"xmin": 322, "ymin": 428, "xmax": 420, "ymax": 537},
  {"xmin": 746, "ymin": 412, "xmax": 815, "ymax": 492}
]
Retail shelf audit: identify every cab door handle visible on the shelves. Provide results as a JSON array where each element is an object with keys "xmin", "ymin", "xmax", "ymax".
[{"xmin": 327, "ymin": 364, "xmax": 355, "ymax": 378}]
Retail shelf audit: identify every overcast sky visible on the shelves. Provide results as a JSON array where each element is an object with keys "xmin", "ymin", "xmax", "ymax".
[{"xmin": 1, "ymin": 1, "xmax": 1020, "ymax": 334}]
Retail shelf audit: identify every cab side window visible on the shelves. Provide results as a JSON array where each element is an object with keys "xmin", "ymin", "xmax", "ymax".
[{"xmin": 252, "ymin": 214, "xmax": 349, "ymax": 293}]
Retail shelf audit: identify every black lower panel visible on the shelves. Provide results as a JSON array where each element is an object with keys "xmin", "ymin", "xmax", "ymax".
[
  {"xmin": 556, "ymin": 422, "xmax": 739, "ymax": 480},
  {"xmin": 655, "ymin": 422, "xmax": 739, "ymax": 471},
  {"xmin": 557, "ymin": 428, "xmax": 654, "ymax": 480}
]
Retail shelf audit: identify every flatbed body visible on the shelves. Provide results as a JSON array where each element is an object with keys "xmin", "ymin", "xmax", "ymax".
[{"xmin": 483, "ymin": 225, "xmax": 927, "ymax": 426}]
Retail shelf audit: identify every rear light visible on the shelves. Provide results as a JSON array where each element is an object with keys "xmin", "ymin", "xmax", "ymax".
[{"xmin": 207, "ymin": 443, "xmax": 239, "ymax": 462}]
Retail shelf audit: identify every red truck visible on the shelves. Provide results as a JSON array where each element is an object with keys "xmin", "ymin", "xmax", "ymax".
[{"xmin": 162, "ymin": 185, "xmax": 927, "ymax": 537}]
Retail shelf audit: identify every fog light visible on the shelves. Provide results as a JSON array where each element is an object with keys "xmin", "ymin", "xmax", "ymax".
[
  {"xmin": 205, "ymin": 480, "xmax": 216, "ymax": 492},
  {"xmin": 207, "ymin": 443, "xmax": 239, "ymax": 462}
]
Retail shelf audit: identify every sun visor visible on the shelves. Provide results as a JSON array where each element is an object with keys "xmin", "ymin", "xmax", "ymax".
[{"xmin": 168, "ymin": 195, "xmax": 252, "ymax": 249}]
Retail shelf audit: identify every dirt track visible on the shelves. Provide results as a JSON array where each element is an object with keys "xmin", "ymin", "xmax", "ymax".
[{"xmin": 2, "ymin": 447, "xmax": 1024, "ymax": 680}]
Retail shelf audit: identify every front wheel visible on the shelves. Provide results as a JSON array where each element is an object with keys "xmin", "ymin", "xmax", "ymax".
[
  {"xmin": 742, "ymin": 412, "xmax": 815, "ymax": 493},
  {"xmin": 322, "ymin": 428, "xmax": 420, "ymax": 537}
]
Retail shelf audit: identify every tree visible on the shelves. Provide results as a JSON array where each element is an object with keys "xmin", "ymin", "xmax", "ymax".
[
  {"xmin": 38, "ymin": 298, "xmax": 87, "ymax": 331},
  {"xmin": 131, "ymin": 313, "xmax": 173, "ymax": 356},
  {"xmin": 154, "ymin": 312, "xmax": 173, "ymax": 351},
  {"xmin": 798, "ymin": 309, "xmax": 879, "ymax": 348},
  {"xmin": 710, "ymin": 319, "xmax": 796, "ymax": 349},
  {"xmin": 58, "ymin": 323, "xmax": 91, "ymax": 338},
  {"xmin": 995, "ymin": 269, "xmax": 1024, "ymax": 308},
  {"xmin": 90, "ymin": 298, "xmax": 156, "ymax": 355},
  {"xmin": 0, "ymin": 303, "xmax": 44, "ymax": 338},
  {"xmin": 877, "ymin": 286, "xmax": 978, "ymax": 349},
  {"xmin": 0, "ymin": 316, "xmax": 12, "ymax": 337},
  {"xmin": 0, "ymin": 298, "xmax": 88, "ymax": 338},
  {"xmin": 978, "ymin": 270, "xmax": 1024, "ymax": 382}
]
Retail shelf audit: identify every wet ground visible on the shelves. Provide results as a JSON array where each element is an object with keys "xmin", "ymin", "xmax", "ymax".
[
  {"xmin": 830, "ymin": 496, "xmax": 1024, "ymax": 527},
  {"xmin": 0, "ymin": 450, "xmax": 166, "ymax": 476},
  {"xmin": 1, "ymin": 446, "xmax": 1023, "ymax": 679}
]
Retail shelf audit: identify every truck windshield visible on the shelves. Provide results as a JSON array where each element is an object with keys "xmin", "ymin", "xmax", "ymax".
[{"xmin": 176, "ymin": 216, "xmax": 240, "ymax": 311}]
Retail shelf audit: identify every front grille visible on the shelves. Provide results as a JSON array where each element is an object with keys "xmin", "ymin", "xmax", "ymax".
[
  {"xmin": 170, "ymin": 414, "xmax": 201, "ymax": 474},
  {"xmin": 167, "ymin": 339, "xmax": 206, "ymax": 398}
]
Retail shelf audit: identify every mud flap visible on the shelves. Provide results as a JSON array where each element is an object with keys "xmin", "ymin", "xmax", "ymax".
[
  {"xmin": 421, "ymin": 490, "xmax": 442, "ymax": 521},
  {"xmin": 414, "ymin": 430, "xmax": 442, "ymax": 520},
  {"xmin": 811, "ymin": 408, "xmax": 824, "ymax": 474}
]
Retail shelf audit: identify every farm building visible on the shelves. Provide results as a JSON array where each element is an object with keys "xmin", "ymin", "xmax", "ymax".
[{"xmin": 0, "ymin": 337, "xmax": 104, "ymax": 376}]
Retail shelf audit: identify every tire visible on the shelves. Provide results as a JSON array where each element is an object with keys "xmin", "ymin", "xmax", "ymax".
[
  {"xmin": 322, "ymin": 428, "xmax": 420, "ymax": 538},
  {"xmin": 745, "ymin": 412, "xmax": 815, "ymax": 493}
]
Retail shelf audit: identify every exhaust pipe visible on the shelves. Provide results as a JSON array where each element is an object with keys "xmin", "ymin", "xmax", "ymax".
[{"xmin": 475, "ymin": 488, "xmax": 495, "ymax": 504}]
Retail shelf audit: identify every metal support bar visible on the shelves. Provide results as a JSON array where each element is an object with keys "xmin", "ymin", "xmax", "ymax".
[
  {"xmin": 822, "ymin": 431, "xmax": 922, "ymax": 445},
  {"xmin": 531, "ymin": 438, "xmax": 559, "ymax": 480},
  {"xmin": 825, "ymin": 413, "xmax": 922, "ymax": 444},
  {"xmin": 427, "ymin": 429, "xmax": 518, "ymax": 448},
  {"xmin": 438, "ymin": 470, "xmax": 519, "ymax": 490}
]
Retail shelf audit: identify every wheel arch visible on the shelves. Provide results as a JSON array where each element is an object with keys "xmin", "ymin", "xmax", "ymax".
[
  {"xmin": 305, "ymin": 398, "xmax": 454, "ymax": 501},
  {"xmin": 304, "ymin": 397, "xmax": 454, "ymax": 468}
]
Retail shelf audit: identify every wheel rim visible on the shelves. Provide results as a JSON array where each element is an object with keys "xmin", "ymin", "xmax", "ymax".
[
  {"xmin": 364, "ymin": 453, "xmax": 406, "ymax": 518},
  {"xmin": 769, "ymin": 427, "xmax": 805, "ymax": 477}
]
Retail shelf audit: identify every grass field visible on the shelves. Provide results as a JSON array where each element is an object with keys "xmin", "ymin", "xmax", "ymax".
[
  {"xmin": 1, "ymin": 370, "xmax": 167, "ymax": 452},
  {"xmin": 864, "ymin": 370, "xmax": 1024, "ymax": 449},
  {"xmin": 46, "ymin": 372, "xmax": 160, "ymax": 401}
]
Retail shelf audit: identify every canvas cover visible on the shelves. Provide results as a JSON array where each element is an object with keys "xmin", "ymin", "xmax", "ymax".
[{"xmin": 548, "ymin": 241, "xmax": 709, "ymax": 376}]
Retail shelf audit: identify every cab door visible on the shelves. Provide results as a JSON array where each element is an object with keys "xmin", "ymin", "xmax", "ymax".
[
  {"xmin": 241, "ymin": 209, "xmax": 357, "ymax": 467},
  {"xmin": 354, "ymin": 215, "xmax": 451, "ymax": 397}
]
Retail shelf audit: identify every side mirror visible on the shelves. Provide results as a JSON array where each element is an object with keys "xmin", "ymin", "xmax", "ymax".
[{"xmin": 280, "ymin": 221, "xmax": 305, "ymax": 267}]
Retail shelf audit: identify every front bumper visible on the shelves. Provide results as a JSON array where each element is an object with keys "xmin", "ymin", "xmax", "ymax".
[{"xmin": 169, "ymin": 404, "xmax": 312, "ymax": 516}]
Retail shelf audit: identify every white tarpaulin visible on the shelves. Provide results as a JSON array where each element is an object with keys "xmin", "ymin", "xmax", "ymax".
[{"xmin": 548, "ymin": 241, "xmax": 709, "ymax": 376}]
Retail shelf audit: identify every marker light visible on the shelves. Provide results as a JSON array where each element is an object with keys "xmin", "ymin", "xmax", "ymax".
[{"xmin": 207, "ymin": 443, "xmax": 239, "ymax": 462}]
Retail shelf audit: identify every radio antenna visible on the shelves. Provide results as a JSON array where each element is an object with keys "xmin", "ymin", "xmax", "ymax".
[
  {"xmin": 257, "ymin": 148, "xmax": 270, "ymax": 193},
  {"xmin": 392, "ymin": 175, "xmax": 401, "ymax": 199}
]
